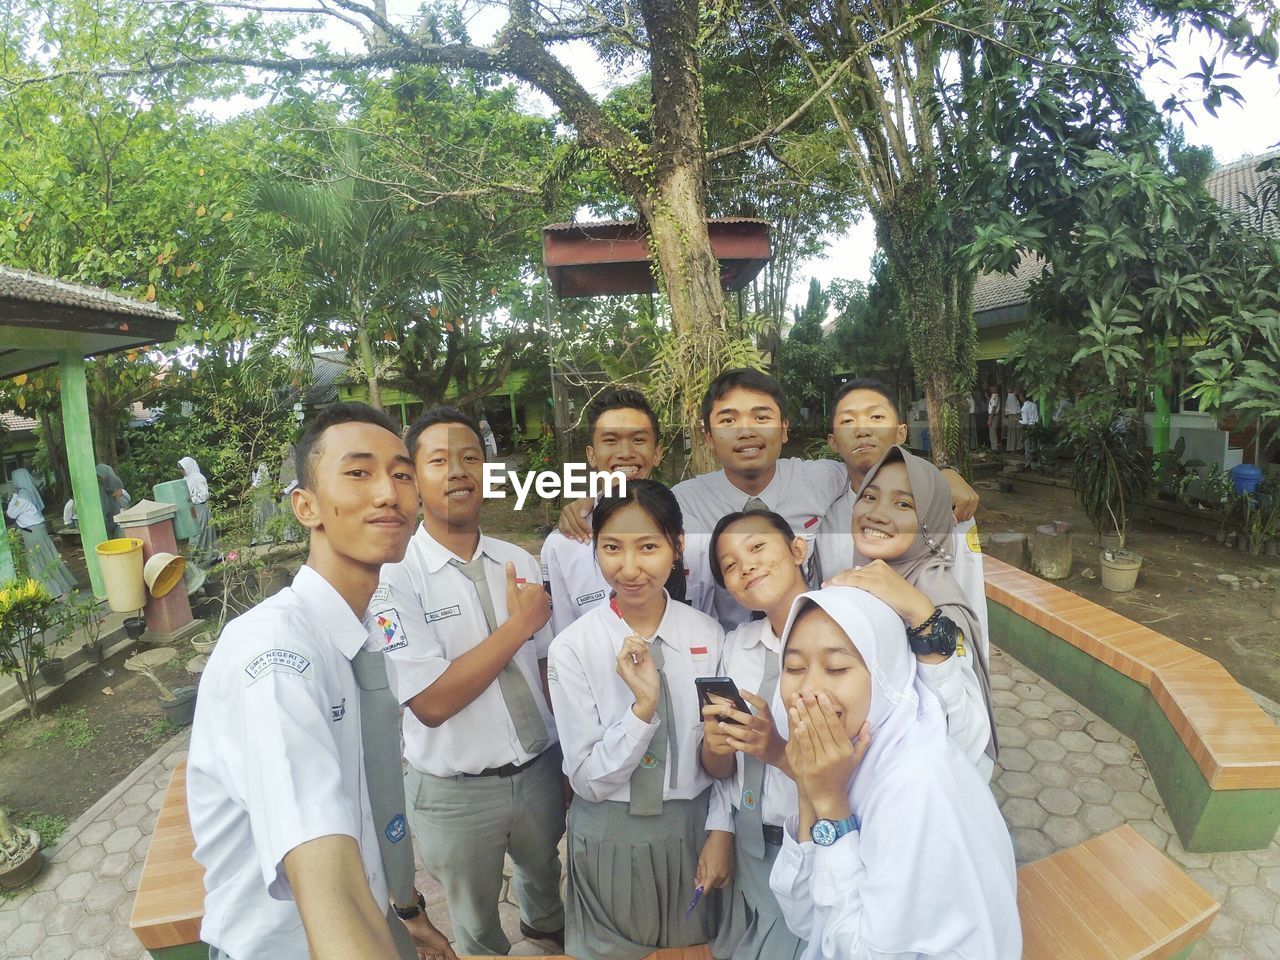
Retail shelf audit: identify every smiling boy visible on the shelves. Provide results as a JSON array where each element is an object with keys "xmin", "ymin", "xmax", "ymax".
[{"xmin": 370, "ymin": 406, "xmax": 565, "ymax": 956}]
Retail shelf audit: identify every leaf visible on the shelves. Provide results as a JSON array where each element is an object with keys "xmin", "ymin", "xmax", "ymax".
[
  {"xmin": 146, "ymin": 284, "xmax": 156, "ymax": 302},
  {"xmin": 196, "ymin": 205, "xmax": 207, "ymax": 217},
  {"xmin": 221, "ymin": 210, "xmax": 234, "ymax": 222}
]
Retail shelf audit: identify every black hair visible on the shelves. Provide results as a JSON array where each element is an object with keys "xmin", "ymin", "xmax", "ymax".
[
  {"xmin": 296, "ymin": 402, "xmax": 401, "ymax": 490},
  {"xmin": 831, "ymin": 378, "xmax": 899, "ymax": 426},
  {"xmin": 700, "ymin": 368, "xmax": 787, "ymax": 431},
  {"xmin": 405, "ymin": 405, "xmax": 484, "ymax": 459},
  {"xmin": 708, "ymin": 509, "xmax": 798, "ymax": 588},
  {"xmin": 586, "ymin": 387, "xmax": 660, "ymax": 443},
  {"xmin": 592, "ymin": 478, "xmax": 687, "ymax": 603}
]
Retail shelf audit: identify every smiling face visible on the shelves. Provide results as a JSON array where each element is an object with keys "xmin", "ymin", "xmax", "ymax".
[
  {"xmin": 291, "ymin": 420, "xmax": 418, "ymax": 569},
  {"xmin": 414, "ymin": 421, "xmax": 486, "ymax": 531},
  {"xmin": 828, "ymin": 388, "xmax": 908, "ymax": 482},
  {"xmin": 851, "ymin": 459, "xmax": 918, "ymax": 561},
  {"xmin": 714, "ymin": 514, "xmax": 808, "ymax": 616},
  {"xmin": 705, "ymin": 386, "xmax": 789, "ymax": 484},
  {"xmin": 586, "ymin": 407, "xmax": 663, "ymax": 480},
  {"xmin": 596, "ymin": 501, "xmax": 683, "ymax": 609},
  {"xmin": 780, "ymin": 605, "xmax": 872, "ymax": 739}
]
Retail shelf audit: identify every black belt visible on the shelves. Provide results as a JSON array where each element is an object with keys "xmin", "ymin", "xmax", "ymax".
[
  {"xmin": 763, "ymin": 824, "xmax": 784, "ymax": 846},
  {"xmin": 462, "ymin": 750, "xmax": 546, "ymax": 779}
]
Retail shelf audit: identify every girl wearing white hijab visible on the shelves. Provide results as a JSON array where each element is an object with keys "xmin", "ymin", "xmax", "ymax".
[
  {"xmin": 179, "ymin": 457, "xmax": 216, "ymax": 564},
  {"xmin": 250, "ymin": 461, "xmax": 276, "ymax": 543},
  {"xmin": 770, "ymin": 587, "xmax": 1020, "ymax": 960},
  {"xmin": 4, "ymin": 479, "xmax": 77, "ymax": 597}
]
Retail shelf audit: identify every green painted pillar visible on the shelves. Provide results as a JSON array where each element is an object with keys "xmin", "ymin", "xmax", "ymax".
[
  {"xmin": 59, "ymin": 351, "xmax": 107, "ymax": 597},
  {"xmin": 1152, "ymin": 343, "xmax": 1172, "ymax": 457},
  {"xmin": 0, "ymin": 527, "xmax": 15, "ymax": 582},
  {"xmin": 509, "ymin": 392, "xmax": 518, "ymax": 439}
]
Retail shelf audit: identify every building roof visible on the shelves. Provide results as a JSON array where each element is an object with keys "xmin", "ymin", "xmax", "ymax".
[
  {"xmin": 971, "ymin": 148, "xmax": 1280, "ymax": 318},
  {"xmin": 0, "ymin": 410, "xmax": 38, "ymax": 433},
  {"xmin": 0, "ymin": 264, "xmax": 183, "ymax": 379},
  {"xmin": 302, "ymin": 351, "xmax": 351, "ymax": 405}
]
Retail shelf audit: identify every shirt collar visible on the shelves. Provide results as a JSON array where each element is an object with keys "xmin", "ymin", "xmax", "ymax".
[
  {"xmin": 414, "ymin": 524, "xmax": 497, "ymax": 572},
  {"xmin": 290, "ymin": 565, "xmax": 370, "ymax": 661},
  {"xmin": 740, "ymin": 616, "xmax": 781, "ymax": 653},
  {"xmin": 712, "ymin": 463, "xmax": 784, "ymax": 511},
  {"xmin": 604, "ymin": 590, "xmax": 681, "ymax": 651}
]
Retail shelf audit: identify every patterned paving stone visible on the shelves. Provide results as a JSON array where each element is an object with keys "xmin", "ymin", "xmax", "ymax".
[
  {"xmin": 1085, "ymin": 718, "xmax": 1123, "ymax": 742},
  {"xmin": 1063, "ymin": 750, "xmax": 1104, "ymax": 777},
  {"xmin": 1101, "ymin": 762, "xmax": 1144, "ymax": 792},
  {"xmin": 18, "ymin": 888, "xmax": 57, "ymax": 922},
  {"xmin": 102, "ymin": 826, "xmax": 141, "ymax": 856},
  {"xmin": 1003, "ymin": 796, "xmax": 1049, "ymax": 830},
  {"xmin": 1093, "ymin": 739, "xmax": 1133, "ymax": 765},
  {"xmin": 33, "ymin": 933, "xmax": 77, "ymax": 959},
  {"xmin": 1111, "ymin": 789, "xmax": 1157, "ymax": 820},
  {"xmin": 1031, "ymin": 761, "xmax": 1073, "ymax": 787},
  {"xmin": 1037, "ymin": 786, "xmax": 1082, "ymax": 817},
  {"xmin": 1042, "ymin": 814, "xmax": 1090, "ymax": 848},
  {"xmin": 999, "ymin": 746, "xmax": 1035, "ymax": 772},
  {"xmin": 1027, "ymin": 738, "xmax": 1068, "ymax": 763},
  {"xmin": 1213, "ymin": 856, "xmax": 1260, "ymax": 887},
  {"xmin": 997, "ymin": 726, "xmax": 1029, "ymax": 749},
  {"xmin": 96, "ymin": 851, "xmax": 134, "ymax": 881},
  {"xmin": 1223, "ymin": 885, "xmax": 1277, "ymax": 925},
  {"xmin": 72, "ymin": 910, "xmax": 117, "ymax": 948},
  {"xmin": 1056, "ymin": 729, "xmax": 1096, "ymax": 753},
  {"xmin": 44, "ymin": 898, "xmax": 86, "ymax": 936},
  {"xmin": 995, "ymin": 769, "xmax": 1041, "ymax": 798},
  {"xmin": 1023, "ymin": 718, "xmax": 1059, "ymax": 740},
  {"xmin": 56, "ymin": 871, "xmax": 96, "ymax": 903}
]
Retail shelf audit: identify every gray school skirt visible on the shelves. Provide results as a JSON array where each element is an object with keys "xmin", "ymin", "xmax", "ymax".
[
  {"xmin": 711, "ymin": 824, "xmax": 806, "ymax": 960},
  {"xmin": 19, "ymin": 523, "xmax": 76, "ymax": 597},
  {"xmin": 566, "ymin": 790, "xmax": 720, "ymax": 960}
]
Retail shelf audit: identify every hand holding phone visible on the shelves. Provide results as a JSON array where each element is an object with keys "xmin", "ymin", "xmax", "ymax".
[{"xmin": 695, "ymin": 676, "xmax": 752, "ymax": 724}]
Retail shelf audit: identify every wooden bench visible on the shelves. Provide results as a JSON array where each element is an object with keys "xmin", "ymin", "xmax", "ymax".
[
  {"xmin": 131, "ymin": 762, "xmax": 1218, "ymax": 960},
  {"xmin": 1019, "ymin": 825, "xmax": 1218, "ymax": 960},
  {"xmin": 984, "ymin": 554, "xmax": 1280, "ymax": 851}
]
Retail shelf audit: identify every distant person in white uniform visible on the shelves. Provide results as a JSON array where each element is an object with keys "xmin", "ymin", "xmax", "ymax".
[
  {"xmin": 186, "ymin": 402, "xmax": 454, "ymax": 960},
  {"xmin": 374, "ymin": 405, "xmax": 565, "ymax": 956},
  {"xmin": 1004, "ymin": 386, "xmax": 1022, "ymax": 453},
  {"xmin": 543, "ymin": 388, "xmax": 666, "ymax": 633},
  {"xmin": 1019, "ymin": 392, "xmax": 1040, "ymax": 466},
  {"xmin": 478, "ymin": 418, "xmax": 499, "ymax": 460}
]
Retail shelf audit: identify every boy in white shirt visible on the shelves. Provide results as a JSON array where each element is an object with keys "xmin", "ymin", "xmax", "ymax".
[{"xmin": 373, "ymin": 406, "xmax": 565, "ymax": 956}]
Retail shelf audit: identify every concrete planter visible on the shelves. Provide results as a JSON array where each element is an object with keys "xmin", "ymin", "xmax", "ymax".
[{"xmin": 1101, "ymin": 550, "xmax": 1143, "ymax": 592}]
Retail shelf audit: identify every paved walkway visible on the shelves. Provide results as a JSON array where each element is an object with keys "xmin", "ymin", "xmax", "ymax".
[{"xmin": 2, "ymin": 646, "xmax": 1277, "ymax": 959}]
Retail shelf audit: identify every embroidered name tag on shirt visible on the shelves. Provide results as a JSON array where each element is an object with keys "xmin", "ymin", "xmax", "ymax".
[
  {"xmin": 689, "ymin": 645, "xmax": 709, "ymax": 661},
  {"xmin": 331, "ymin": 698, "xmax": 346, "ymax": 721},
  {"xmin": 374, "ymin": 609, "xmax": 408, "ymax": 652},
  {"xmin": 425, "ymin": 605, "xmax": 461, "ymax": 624},
  {"xmin": 372, "ymin": 584, "xmax": 390, "ymax": 603},
  {"xmin": 244, "ymin": 649, "xmax": 312, "ymax": 683},
  {"xmin": 575, "ymin": 589, "xmax": 606, "ymax": 607}
]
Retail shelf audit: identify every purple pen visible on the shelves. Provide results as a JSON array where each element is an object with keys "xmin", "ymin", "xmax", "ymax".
[{"xmin": 685, "ymin": 883, "xmax": 705, "ymax": 919}]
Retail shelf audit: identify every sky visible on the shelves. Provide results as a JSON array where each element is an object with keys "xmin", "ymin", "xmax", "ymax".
[{"xmin": 228, "ymin": 2, "xmax": 1280, "ymax": 307}]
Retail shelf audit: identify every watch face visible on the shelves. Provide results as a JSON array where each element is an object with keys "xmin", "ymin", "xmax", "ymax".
[{"xmin": 811, "ymin": 819, "xmax": 838, "ymax": 846}]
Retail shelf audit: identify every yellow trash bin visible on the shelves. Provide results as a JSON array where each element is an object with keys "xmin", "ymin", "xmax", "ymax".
[{"xmin": 95, "ymin": 538, "xmax": 146, "ymax": 612}]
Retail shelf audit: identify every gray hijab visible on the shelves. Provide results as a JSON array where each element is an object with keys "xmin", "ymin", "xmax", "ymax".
[
  {"xmin": 852, "ymin": 445, "xmax": 997, "ymax": 760},
  {"xmin": 10, "ymin": 468, "xmax": 43, "ymax": 513}
]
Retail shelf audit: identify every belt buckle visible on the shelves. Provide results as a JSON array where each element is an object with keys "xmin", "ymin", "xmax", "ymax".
[{"xmin": 762, "ymin": 824, "xmax": 784, "ymax": 846}]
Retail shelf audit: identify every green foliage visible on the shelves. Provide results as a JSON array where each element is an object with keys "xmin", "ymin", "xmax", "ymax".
[
  {"xmin": 30, "ymin": 706, "xmax": 99, "ymax": 753},
  {"xmin": 0, "ymin": 559, "xmax": 58, "ymax": 720},
  {"xmin": 12, "ymin": 810, "xmax": 67, "ymax": 848},
  {"xmin": 1064, "ymin": 397, "xmax": 1153, "ymax": 547},
  {"xmin": 142, "ymin": 717, "xmax": 180, "ymax": 746}
]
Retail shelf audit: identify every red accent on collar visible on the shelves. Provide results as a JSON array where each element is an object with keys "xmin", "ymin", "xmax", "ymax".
[
  {"xmin": 609, "ymin": 595, "xmax": 622, "ymax": 618},
  {"xmin": 804, "ymin": 516, "xmax": 819, "ymax": 529},
  {"xmin": 689, "ymin": 646, "xmax": 709, "ymax": 655}
]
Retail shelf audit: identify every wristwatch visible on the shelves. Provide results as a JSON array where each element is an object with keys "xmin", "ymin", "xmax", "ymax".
[
  {"xmin": 393, "ymin": 890, "xmax": 426, "ymax": 920},
  {"xmin": 811, "ymin": 814, "xmax": 860, "ymax": 846},
  {"xmin": 906, "ymin": 609, "xmax": 958, "ymax": 657}
]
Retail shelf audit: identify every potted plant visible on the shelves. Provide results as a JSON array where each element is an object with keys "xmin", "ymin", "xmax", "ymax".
[
  {"xmin": 0, "ymin": 808, "xmax": 41, "ymax": 890},
  {"xmin": 125, "ymin": 647, "xmax": 198, "ymax": 726},
  {"xmin": 1068, "ymin": 399, "xmax": 1152, "ymax": 592},
  {"xmin": 0, "ymin": 576, "xmax": 58, "ymax": 719}
]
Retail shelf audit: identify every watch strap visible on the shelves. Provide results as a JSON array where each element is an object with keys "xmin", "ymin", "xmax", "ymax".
[{"xmin": 393, "ymin": 890, "xmax": 425, "ymax": 920}]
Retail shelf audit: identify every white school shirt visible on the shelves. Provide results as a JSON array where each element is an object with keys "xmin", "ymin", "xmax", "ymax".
[
  {"xmin": 6, "ymin": 493, "xmax": 43, "ymax": 529},
  {"xmin": 1019, "ymin": 400, "xmax": 1040, "ymax": 426},
  {"xmin": 707, "ymin": 617, "xmax": 797, "ymax": 832},
  {"xmin": 675, "ymin": 458, "xmax": 847, "ymax": 631},
  {"xmin": 376, "ymin": 525, "xmax": 557, "ymax": 778},
  {"xmin": 987, "ymin": 393, "xmax": 1000, "ymax": 416},
  {"xmin": 1003, "ymin": 393, "xmax": 1020, "ymax": 417},
  {"xmin": 547, "ymin": 594, "xmax": 732, "ymax": 829},
  {"xmin": 187, "ymin": 565, "xmax": 386, "ymax": 960},
  {"xmin": 813, "ymin": 492, "xmax": 992, "ymax": 776},
  {"xmin": 542, "ymin": 527, "xmax": 704, "ymax": 636}
]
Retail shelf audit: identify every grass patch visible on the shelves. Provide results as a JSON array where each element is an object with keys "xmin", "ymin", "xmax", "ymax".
[
  {"xmin": 142, "ymin": 717, "xmax": 179, "ymax": 745},
  {"xmin": 13, "ymin": 810, "xmax": 68, "ymax": 848},
  {"xmin": 28, "ymin": 706, "xmax": 98, "ymax": 753}
]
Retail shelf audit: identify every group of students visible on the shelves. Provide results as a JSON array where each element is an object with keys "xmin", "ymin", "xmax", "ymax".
[
  {"xmin": 984, "ymin": 386, "xmax": 1039, "ymax": 461},
  {"xmin": 186, "ymin": 368, "xmax": 1022, "ymax": 960}
]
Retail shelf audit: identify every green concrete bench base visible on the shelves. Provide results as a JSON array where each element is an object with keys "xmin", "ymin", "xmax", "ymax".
[
  {"xmin": 989, "ymin": 603, "xmax": 1280, "ymax": 852},
  {"xmin": 146, "ymin": 944, "xmax": 208, "ymax": 960}
]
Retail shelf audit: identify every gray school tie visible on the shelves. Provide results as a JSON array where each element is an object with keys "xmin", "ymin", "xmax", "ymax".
[
  {"xmin": 449, "ymin": 557, "xmax": 550, "ymax": 755},
  {"xmin": 736, "ymin": 647, "xmax": 780, "ymax": 859},
  {"xmin": 351, "ymin": 648, "xmax": 417, "ymax": 960},
  {"xmin": 743, "ymin": 496, "xmax": 768, "ymax": 513},
  {"xmin": 629, "ymin": 638, "xmax": 678, "ymax": 816}
]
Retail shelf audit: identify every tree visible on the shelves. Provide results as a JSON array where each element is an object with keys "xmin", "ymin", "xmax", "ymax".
[
  {"xmin": 735, "ymin": 0, "xmax": 1277, "ymax": 472},
  {"xmin": 778, "ymin": 278, "xmax": 835, "ymax": 430}
]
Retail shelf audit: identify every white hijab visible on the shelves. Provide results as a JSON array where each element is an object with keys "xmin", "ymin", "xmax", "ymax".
[
  {"xmin": 775, "ymin": 587, "xmax": 1021, "ymax": 959},
  {"xmin": 179, "ymin": 457, "xmax": 209, "ymax": 503}
]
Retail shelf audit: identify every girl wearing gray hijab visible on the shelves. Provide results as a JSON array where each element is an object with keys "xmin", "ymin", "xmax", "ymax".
[
  {"xmin": 96, "ymin": 464, "xmax": 131, "ymax": 538},
  {"xmin": 824, "ymin": 445, "xmax": 996, "ymax": 780},
  {"xmin": 179, "ymin": 457, "xmax": 216, "ymax": 564},
  {"xmin": 4, "ymin": 475, "xmax": 77, "ymax": 597}
]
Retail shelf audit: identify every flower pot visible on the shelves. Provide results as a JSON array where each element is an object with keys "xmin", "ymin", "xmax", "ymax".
[
  {"xmin": 190, "ymin": 631, "xmax": 217, "ymax": 655},
  {"xmin": 159, "ymin": 685, "xmax": 198, "ymax": 726},
  {"xmin": 38, "ymin": 657, "xmax": 66, "ymax": 686},
  {"xmin": 0, "ymin": 828, "xmax": 42, "ymax": 890},
  {"xmin": 1099, "ymin": 532, "xmax": 1123, "ymax": 552},
  {"xmin": 82, "ymin": 642, "xmax": 104, "ymax": 665},
  {"xmin": 123, "ymin": 616, "xmax": 147, "ymax": 640},
  {"xmin": 1215, "ymin": 529, "xmax": 1227, "ymax": 544},
  {"xmin": 1100, "ymin": 550, "xmax": 1142, "ymax": 593},
  {"xmin": 1267, "ymin": 539, "xmax": 1279, "ymax": 559},
  {"xmin": 256, "ymin": 566, "xmax": 289, "ymax": 599}
]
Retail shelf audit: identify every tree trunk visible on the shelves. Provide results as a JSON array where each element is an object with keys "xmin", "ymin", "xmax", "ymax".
[
  {"xmin": 38, "ymin": 408, "xmax": 70, "ymax": 504},
  {"xmin": 354, "ymin": 322, "xmax": 382, "ymax": 412},
  {"xmin": 641, "ymin": 166, "xmax": 732, "ymax": 478}
]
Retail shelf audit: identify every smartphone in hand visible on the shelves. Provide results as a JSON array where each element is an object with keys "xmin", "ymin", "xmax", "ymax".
[{"xmin": 695, "ymin": 676, "xmax": 751, "ymax": 724}]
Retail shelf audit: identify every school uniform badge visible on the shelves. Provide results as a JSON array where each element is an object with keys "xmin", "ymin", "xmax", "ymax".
[
  {"xmin": 243, "ymin": 649, "xmax": 311, "ymax": 684},
  {"xmin": 641, "ymin": 752, "xmax": 658, "ymax": 769},
  {"xmin": 385, "ymin": 814, "xmax": 407, "ymax": 844},
  {"xmin": 374, "ymin": 610, "xmax": 409, "ymax": 652},
  {"xmin": 966, "ymin": 524, "xmax": 982, "ymax": 553},
  {"xmin": 742, "ymin": 789, "xmax": 757, "ymax": 810}
]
